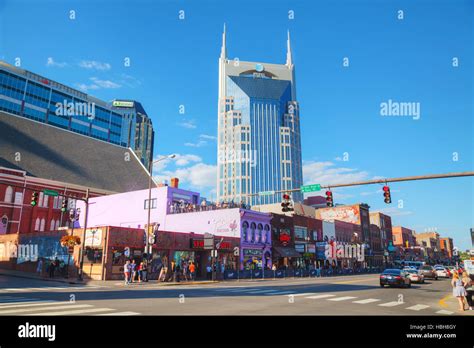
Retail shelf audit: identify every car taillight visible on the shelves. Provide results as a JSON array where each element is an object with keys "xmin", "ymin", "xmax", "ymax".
[
  {"xmin": 395, "ymin": 276, "xmax": 402, "ymax": 279},
  {"xmin": 380, "ymin": 275, "xmax": 385, "ymax": 278}
]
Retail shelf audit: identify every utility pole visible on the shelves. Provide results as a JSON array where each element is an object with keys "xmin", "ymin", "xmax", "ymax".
[{"xmin": 78, "ymin": 189, "xmax": 90, "ymax": 281}]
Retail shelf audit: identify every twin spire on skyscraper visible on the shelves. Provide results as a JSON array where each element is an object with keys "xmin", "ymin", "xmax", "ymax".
[{"xmin": 220, "ymin": 24, "xmax": 293, "ymax": 66}]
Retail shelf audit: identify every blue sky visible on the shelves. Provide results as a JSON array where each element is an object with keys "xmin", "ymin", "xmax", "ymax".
[{"xmin": 1, "ymin": 0, "xmax": 473, "ymax": 249}]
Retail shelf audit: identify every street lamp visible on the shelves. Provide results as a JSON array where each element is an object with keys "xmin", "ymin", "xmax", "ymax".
[{"xmin": 145, "ymin": 154, "xmax": 176, "ymax": 256}]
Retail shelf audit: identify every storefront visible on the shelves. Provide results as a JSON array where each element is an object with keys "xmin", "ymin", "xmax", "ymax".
[{"xmin": 239, "ymin": 210, "xmax": 272, "ymax": 270}]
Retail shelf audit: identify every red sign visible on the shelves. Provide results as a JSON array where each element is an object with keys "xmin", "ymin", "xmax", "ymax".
[
  {"xmin": 280, "ymin": 234, "xmax": 291, "ymax": 246},
  {"xmin": 40, "ymin": 79, "xmax": 50, "ymax": 85},
  {"xmin": 191, "ymin": 239, "xmax": 231, "ymax": 250}
]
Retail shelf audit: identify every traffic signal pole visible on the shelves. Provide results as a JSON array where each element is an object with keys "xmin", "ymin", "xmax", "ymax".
[{"xmin": 247, "ymin": 171, "xmax": 474, "ymax": 197}]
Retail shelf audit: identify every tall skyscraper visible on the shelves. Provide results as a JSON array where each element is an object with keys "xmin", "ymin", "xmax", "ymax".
[{"xmin": 217, "ymin": 26, "xmax": 303, "ymax": 206}]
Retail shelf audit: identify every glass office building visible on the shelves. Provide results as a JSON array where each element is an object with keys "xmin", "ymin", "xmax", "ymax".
[
  {"xmin": 111, "ymin": 100, "xmax": 154, "ymax": 169},
  {"xmin": 217, "ymin": 28, "xmax": 303, "ymax": 206},
  {"xmin": 0, "ymin": 61, "xmax": 153, "ymax": 167}
]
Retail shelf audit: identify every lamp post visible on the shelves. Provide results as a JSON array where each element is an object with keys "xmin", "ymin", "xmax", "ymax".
[{"xmin": 145, "ymin": 154, "xmax": 176, "ymax": 257}]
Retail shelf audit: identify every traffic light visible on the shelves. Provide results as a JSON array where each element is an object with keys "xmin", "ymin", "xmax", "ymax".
[
  {"xmin": 325, "ymin": 190, "xmax": 334, "ymax": 207},
  {"xmin": 383, "ymin": 185, "xmax": 391, "ymax": 204},
  {"xmin": 281, "ymin": 194, "xmax": 293, "ymax": 212},
  {"xmin": 30, "ymin": 192, "xmax": 39, "ymax": 206},
  {"xmin": 61, "ymin": 198, "xmax": 68, "ymax": 213}
]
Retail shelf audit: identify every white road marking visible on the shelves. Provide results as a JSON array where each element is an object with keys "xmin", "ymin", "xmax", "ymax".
[
  {"xmin": 436, "ymin": 310, "xmax": 453, "ymax": 315},
  {"xmin": 327, "ymin": 296, "xmax": 357, "ymax": 302},
  {"xmin": 353, "ymin": 298, "xmax": 381, "ymax": 304},
  {"xmin": 0, "ymin": 304, "xmax": 93, "ymax": 314},
  {"xmin": 406, "ymin": 304, "xmax": 430, "ymax": 311},
  {"xmin": 98, "ymin": 312, "xmax": 140, "ymax": 316},
  {"xmin": 0, "ymin": 299, "xmax": 51, "ymax": 307},
  {"xmin": 305, "ymin": 294, "xmax": 336, "ymax": 299},
  {"xmin": 287, "ymin": 293, "xmax": 316, "ymax": 297},
  {"xmin": 0, "ymin": 301, "xmax": 63, "ymax": 309},
  {"xmin": 33, "ymin": 307, "xmax": 115, "ymax": 316},
  {"xmin": 379, "ymin": 301, "xmax": 404, "ymax": 307}
]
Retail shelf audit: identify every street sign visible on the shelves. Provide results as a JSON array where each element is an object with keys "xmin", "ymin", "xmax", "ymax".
[
  {"xmin": 211, "ymin": 250, "xmax": 218, "ymax": 257},
  {"xmin": 204, "ymin": 233, "xmax": 214, "ymax": 250},
  {"xmin": 300, "ymin": 184, "xmax": 321, "ymax": 193},
  {"xmin": 258, "ymin": 190, "xmax": 275, "ymax": 196},
  {"xmin": 43, "ymin": 189, "xmax": 59, "ymax": 196}
]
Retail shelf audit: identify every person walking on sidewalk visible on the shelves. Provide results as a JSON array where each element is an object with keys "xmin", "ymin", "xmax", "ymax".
[
  {"xmin": 36, "ymin": 258, "xmax": 43, "ymax": 277},
  {"xmin": 140, "ymin": 261, "xmax": 148, "ymax": 282},
  {"xmin": 130, "ymin": 260, "xmax": 137, "ymax": 283},
  {"xmin": 462, "ymin": 271, "xmax": 473, "ymax": 310},
  {"xmin": 189, "ymin": 262, "xmax": 196, "ymax": 281},
  {"xmin": 124, "ymin": 260, "xmax": 131, "ymax": 285},
  {"xmin": 206, "ymin": 264, "xmax": 212, "ymax": 280},
  {"xmin": 48, "ymin": 259, "xmax": 56, "ymax": 278},
  {"xmin": 451, "ymin": 272, "xmax": 467, "ymax": 311}
]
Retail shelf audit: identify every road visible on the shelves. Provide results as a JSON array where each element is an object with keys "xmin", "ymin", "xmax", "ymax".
[{"xmin": 0, "ymin": 274, "xmax": 472, "ymax": 316}]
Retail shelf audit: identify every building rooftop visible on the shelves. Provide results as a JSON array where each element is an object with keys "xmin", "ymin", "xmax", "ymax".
[{"xmin": 0, "ymin": 111, "xmax": 150, "ymax": 193}]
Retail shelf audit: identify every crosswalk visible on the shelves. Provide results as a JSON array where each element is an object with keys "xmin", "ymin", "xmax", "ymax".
[
  {"xmin": 212, "ymin": 287, "xmax": 450, "ymax": 314},
  {"xmin": 0, "ymin": 296, "xmax": 139, "ymax": 316},
  {"xmin": 0, "ymin": 285, "xmax": 105, "ymax": 294}
]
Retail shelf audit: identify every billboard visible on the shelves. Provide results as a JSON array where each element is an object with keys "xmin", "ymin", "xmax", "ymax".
[
  {"xmin": 112, "ymin": 100, "xmax": 134, "ymax": 108},
  {"xmin": 321, "ymin": 220, "xmax": 336, "ymax": 243},
  {"xmin": 317, "ymin": 205, "xmax": 361, "ymax": 224}
]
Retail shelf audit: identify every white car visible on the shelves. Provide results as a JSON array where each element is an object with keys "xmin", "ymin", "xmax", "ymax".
[
  {"xmin": 434, "ymin": 267, "xmax": 449, "ymax": 278},
  {"xmin": 406, "ymin": 269, "xmax": 425, "ymax": 283}
]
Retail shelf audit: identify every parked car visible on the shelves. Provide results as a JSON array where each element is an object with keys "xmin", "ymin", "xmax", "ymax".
[
  {"xmin": 380, "ymin": 269, "xmax": 412, "ymax": 288},
  {"xmin": 419, "ymin": 265, "xmax": 438, "ymax": 280},
  {"xmin": 434, "ymin": 266, "xmax": 449, "ymax": 278},
  {"xmin": 406, "ymin": 269, "xmax": 424, "ymax": 283}
]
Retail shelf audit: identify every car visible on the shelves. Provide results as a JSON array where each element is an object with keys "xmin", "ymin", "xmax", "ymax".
[
  {"xmin": 434, "ymin": 266, "xmax": 449, "ymax": 278},
  {"xmin": 419, "ymin": 265, "xmax": 438, "ymax": 280},
  {"xmin": 406, "ymin": 269, "xmax": 425, "ymax": 283},
  {"xmin": 380, "ymin": 269, "xmax": 412, "ymax": 288}
]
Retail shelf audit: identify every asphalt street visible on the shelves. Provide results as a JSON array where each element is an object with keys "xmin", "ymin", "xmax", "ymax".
[{"xmin": 0, "ymin": 274, "xmax": 472, "ymax": 316}]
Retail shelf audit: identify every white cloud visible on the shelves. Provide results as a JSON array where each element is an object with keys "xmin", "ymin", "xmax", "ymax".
[
  {"xmin": 185, "ymin": 140, "xmax": 207, "ymax": 148},
  {"xmin": 303, "ymin": 161, "xmax": 370, "ymax": 187},
  {"xmin": 178, "ymin": 120, "xmax": 197, "ymax": 129},
  {"xmin": 200, "ymin": 134, "xmax": 217, "ymax": 141},
  {"xmin": 46, "ymin": 57, "xmax": 67, "ymax": 68},
  {"xmin": 78, "ymin": 60, "xmax": 111, "ymax": 71},
  {"xmin": 155, "ymin": 163, "xmax": 217, "ymax": 189},
  {"xmin": 75, "ymin": 77, "xmax": 121, "ymax": 92},
  {"xmin": 89, "ymin": 77, "xmax": 121, "ymax": 88},
  {"xmin": 174, "ymin": 154, "xmax": 202, "ymax": 166},
  {"xmin": 120, "ymin": 73, "xmax": 142, "ymax": 88}
]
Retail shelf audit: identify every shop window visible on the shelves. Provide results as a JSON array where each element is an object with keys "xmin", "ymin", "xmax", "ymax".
[
  {"xmin": 257, "ymin": 223, "xmax": 263, "ymax": 243},
  {"xmin": 85, "ymin": 247, "xmax": 103, "ymax": 263},
  {"xmin": 34, "ymin": 218, "xmax": 40, "ymax": 231},
  {"xmin": 144, "ymin": 198, "xmax": 157, "ymax": 209},
  {"xmin": 40, "ymin": 218, "xmax": 45, "ymax": 232}
]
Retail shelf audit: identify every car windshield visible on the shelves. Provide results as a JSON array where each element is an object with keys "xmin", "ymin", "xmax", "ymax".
[
  {"xmin": 406, "ymin": 270, "xmax": 417, "ymax": 274},
  {"xmin": 382, "ymin": 269, "xmax": 401, "ymax": 275},
  {"xmin": 422, "ymin": 266, "xmax": 432, "ymax": 270}
]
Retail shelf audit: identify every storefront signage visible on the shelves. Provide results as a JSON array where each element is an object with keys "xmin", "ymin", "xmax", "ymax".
[
  {"xmin": 85, "ymin": 229, "xmax": 102, "ymax": 247},
  {"xmin": 307, "ymin": 244, "xmax": 316, "ymax": 254},
  {"xmin": 279, "ymin": 230, "xmax": 291, "ymax": 246},
  {"xmin": 295, "ymin": 244, "xmax": 305, "ymax": 253},
  {"xmin": 243, "ymin": 249, "xmax": 262, "ymax": 256},
  {"xmin": 112, "ymin": 100, "xmax": 134, "ymax": 108},
  {"xmin": 190, "ymin": 239, "xmax": 231, "ymax": 250}
]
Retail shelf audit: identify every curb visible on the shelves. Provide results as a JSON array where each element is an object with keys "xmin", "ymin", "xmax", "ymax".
[{"xmin": 0, "ymin": 270, "xmax": 91, "ymax": 285}]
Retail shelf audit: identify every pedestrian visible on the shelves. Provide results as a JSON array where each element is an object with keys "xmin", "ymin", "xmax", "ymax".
[
  {"xmin": 182, "ymin": 262, "xmax": 189, "ymax": 281},
  {"xmin": 462, "ymin": 271, "xmax": 473, "ymax": 311},
  {"xmin": 36, "ymin": 258, "xmax": 43, "ymax": 277},
  {"xmin": 48, "ymin": 259, "xmax": 56, "ymax": 278},
  {"xmin": 124, "ymin": 260, "xmax": 131, "ymax": 285},
  {"xmin": 189, "ymin": 262, "xmax": 196, "ymax": 281},
  {"xmin": 141, "ymin": 261, "xmax": 148, "ymax": 282},
  {"xmin": 451, "ymin": 272, "xmax": 467, "ymax": 311},
  {"xmin": 206, "ymin": 264, "xmax": 212, "ymax": 280},
  {"xmin": 175, "ymin": 262, "xmax": 181, "ymax": 282},
  {"xmin": 130, "ymin": 260, "xmax": 137, "ymax": 283}
]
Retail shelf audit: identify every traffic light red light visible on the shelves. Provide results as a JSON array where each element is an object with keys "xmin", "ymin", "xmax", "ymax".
[
  {"xmin": 383, "ymin": 185, "xmax": 391, "ymax": 204},
  {"xmin": 30, "ymin": 192, "xmax": 39, "ymax": 206},
  {"xmin": 281, "ymin": 194, "xmax": 294, "ymax": 212},
  {"xmin": 326, "ymin": 190, "xmax": 333, "ymax": 207}
]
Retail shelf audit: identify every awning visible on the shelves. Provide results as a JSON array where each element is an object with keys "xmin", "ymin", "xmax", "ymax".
[{"xmin": 273, "ymin": 246, "xmax": 302, "ymax": 258}]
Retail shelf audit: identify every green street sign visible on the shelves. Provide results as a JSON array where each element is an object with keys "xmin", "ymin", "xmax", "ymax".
[
  {"xmin": 258, "ymin": 190, "xmax": 275, "ymax": 196},
  {"xmin": 300, "ymin": 184, "xmax": 321, "ymax": 193},
  {"xmin": 43, "ymin": 189, "xmax": 59, "ymax": 197}
]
